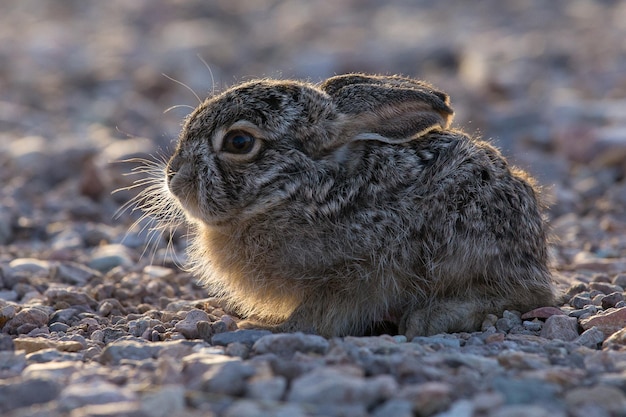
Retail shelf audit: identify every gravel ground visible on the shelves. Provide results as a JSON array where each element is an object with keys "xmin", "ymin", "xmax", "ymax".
[{"xmin": 2, "ymin": 1, "xmax": 626, "ymax": 416}]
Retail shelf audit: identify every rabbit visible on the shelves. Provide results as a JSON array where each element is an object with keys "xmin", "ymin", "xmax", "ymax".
[{"xmin": 137, "ymin": 73, "xmax": 554, "ymax": 338}]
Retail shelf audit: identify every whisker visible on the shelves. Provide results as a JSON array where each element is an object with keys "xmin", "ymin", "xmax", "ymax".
[
  {"xmin": 162, "ymin": 72, "xmax": 202, "ymax": 105},
  {"xmin": 164, "ymin": 104, "xmax": 196, "ymax": 114}
]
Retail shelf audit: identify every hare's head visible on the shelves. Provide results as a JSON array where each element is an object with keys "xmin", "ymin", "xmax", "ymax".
[{"xmin": 166, "ymin": 75, "xmax": 453, "ymax": 227}]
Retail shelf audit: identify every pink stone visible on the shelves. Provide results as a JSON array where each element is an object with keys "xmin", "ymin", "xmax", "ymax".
[
  {"xmin": 580, "ymin": 307, "xmax": 626, "ymax": 336},
  {"xmin": 521, "ymin": 307, "xmax": 566, "ymax": 320}
]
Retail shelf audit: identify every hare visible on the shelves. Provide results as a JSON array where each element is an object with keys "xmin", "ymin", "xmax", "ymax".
[{"xmin": 138, "ymin": 74, "xmax": 554, "ymax": 338}]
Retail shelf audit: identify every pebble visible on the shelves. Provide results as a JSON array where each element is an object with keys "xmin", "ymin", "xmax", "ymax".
[
  {"xmin": 252, "ymin": 332, "xmax": 329, "ymax": 358},
  {"xmin": 139, "ymin": 386, "xmax": 186, "ymax": 417},
  {"xmin": 211, "ymin": 329, "xmax": 273, "ymax": 347},
  {"xmin": 173, "ymin": 309, "xmax": 210, "ymax": 339},
  {"xmin": 580, "ymin": 306, "xmax": 626, "ymax": 336},
  {"xmin": 539, "ymin": 315, "xmax": 579, "ymax": 341},
  {"xmin": 200, "ymin": 361, "xmax": 256, "ymax": 396},
  {"xmin": 574, "ymin": 327, "xmax": 606, "ymax": 349},
  {"xmin": 600, "ymin": 291, "xmax": 624, "ymax": 309},
  {"xmin": 521, "ymin": 307, "xmax": 565, "ymax": 320},
  {"xmin": 287, "ymin": 367, "xmax": 397, "ymax": 407},
  {"xmin": 99, "ymin": 339, "xmax": 160, "ymax": 365},
  {"xmin": 0, "ymin": 377, "xmax": 62, "ymax": 413},
  {"xmin": 88, "ymin": 244, "xmax": 134, "ymax": 272},
  {"xmin": 5, "ymin": 307, "xmax": 50, "ymax": 335}
]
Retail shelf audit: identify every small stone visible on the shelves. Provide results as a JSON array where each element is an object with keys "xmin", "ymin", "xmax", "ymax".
[
  {"xmin": 522, "ymin": 321, "xmax": 542, "ymax": 332},
  {"xmin": 5, "ymin": 306, "xmax": 49, "ymax": 335},
  {"xmin": 287, "ymin": 367, "xmax": 396, "ymax": 407},
  {"xmin": 412, "ymin": 335, "xmax": 462, "ymax": 348},
  {"xmin": 70, "ymin": 402, "xmax": 147, "ymax": 417},
  {"xmin": 570, "ymin": 294, "xmax": 592, "ymax": 309},
  {"xmin": 521, "ymin": 307, "xmax": 565, "ymax": 320},
  {"xmin": 246, "ymin": 376, "xmax": 287, "ymax": 401},
  {"xmin": 436, "ymin": 399, "xmax": 474, "ymax": 417},
  {"xmin": 569, "ymin": 305, "xmax": 598, "ymax": 318},
  {"xmin": 580, "ymin": 307, "xmax": 626, "ymax": 336},
  {"xmin": 253, "ymin": 332, "xmax": 329, "ymax": 358},
  {"xmin": 7, "ymin": 258, "xmax": 51, "ymax": 276},
  {"xmin": 497, "ymin": 351, "xmax": 550, "ymax": 370},
  {"xmin": 601, "ymin": 292, "xmax": 624, "ymax": 309},
  {"xmin": 540, "ymin": 315, "xmax": 579, "ymax": 341},
  {"xmin": 612, "ymin": 273, "xmax": 626, "ymax": 287},
  {"xmin": 139, "ymin": 385, "xmax": 185, "ymax": 417},
  {"xmin": 589, "ymin": 281, "xmax": 623, "ymax": 295},
  {"xmin": 99, "ymin": 339, "xmax": 160, "ymax": 365},
  {"xmin": 45, "ymin": 288, "xmax": 98, "ymax": 309},
  {"xmin": 0, "ymin": 304, "xmax": 16, "ymax": 327},
  {"xmin": 225, "ymin": 342, "xmax": 250, "ymax": 359},
  {"xmin": 492, "ymin": 376, "xmax": 559, "ymax": 405},
  {"xmin": 602, "ymin": 327, "xmax": 626, "ymax": 348},
  {"xmin": 142, "ymin": 265, "xmax": 175, "ymax": 280},
  {"xmin": 49, "ymin": 322, "xmax": 70, "ymax": 333},
  {"xmin": 54, "ymin": 262, "xmax": 101, "ymax": 285},
  {"xmin": 88, "ymin": 244, "xmax": 133, "ymax": 272},
  {"xmin": 0, "ymin": 377, "xmax": 62, "ymax": 413},
  {"xmin": 0, "ymin": 334, "xmax": 15, "ymax": 351},
  {"xmin": 60, "ymin": 380, "xmax": 137, "ymax": 411},
  {"xmin": 13, "ymin": 338, "xmax": 54, "ymax": 354},
  {"xmin": 372, "ymin": 399, "xmax": 414, "ymax": 417},
  {"xmin": 491, "ymin": 404, "xmax": 555, "ymax": 417},
  {"xmin": 174, "ymin": 309, "xmax": 210, "ymax": 339},
  {"xmin": 0, "ymin": 350, "xmax": 26, "ymax": 375},
  {"xmin": 201, "ymin": 360, "xmax": 256, "ymax": 396},
  {"xmin": 564, "ymin": 385, "xmax": 626, "ymax": 414},
  {"xmin": 26, "ymin": 348, "xmax": 81, "ymax": 363},
  {"xmin": 398, "ymin": 382, "xmax": 452, "ymax": 416},
  {"xmin": 22, "ymin": 361, "xmax": 80, "ymax": 380},
  {"xmin": 575, "ymin": 327, "xmax": 606, "ymax": 349}
]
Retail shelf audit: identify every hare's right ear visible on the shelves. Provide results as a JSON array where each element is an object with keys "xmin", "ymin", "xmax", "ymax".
[{"xmin": 320, "ymin": 74, "xmax": 453, "ymax": 146}]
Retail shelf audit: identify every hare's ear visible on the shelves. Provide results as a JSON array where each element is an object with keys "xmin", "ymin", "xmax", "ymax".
[{"xmin": 320, "ymin": 74, "xmax": 453, "ymax": 145}]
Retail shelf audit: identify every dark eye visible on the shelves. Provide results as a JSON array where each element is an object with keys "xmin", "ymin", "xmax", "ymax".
[{"xmin": 222, "ymin": 131, "xmax": 256, "ymax": 154}]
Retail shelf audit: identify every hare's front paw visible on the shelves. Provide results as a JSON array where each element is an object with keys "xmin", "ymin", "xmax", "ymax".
[
  {"xmin": 237, "ymin": 318, "xmax": 317, "ymax": 335},
  {"xmin": 401, "ymin": 299, "xmax": 488, "ymax": 339}
]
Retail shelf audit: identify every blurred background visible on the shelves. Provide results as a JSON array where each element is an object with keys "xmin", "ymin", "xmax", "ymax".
[{"xmin": 1, "ymin": 0, "xmax": 625, "ymax": 263}]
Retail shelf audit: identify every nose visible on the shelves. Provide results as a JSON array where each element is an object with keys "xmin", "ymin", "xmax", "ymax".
[{"xmin": 166, "ymin": 154, "xmax": 182, "ymax": 185}]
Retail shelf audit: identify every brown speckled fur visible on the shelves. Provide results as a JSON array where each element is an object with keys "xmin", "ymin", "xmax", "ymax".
[{"xmin": 138, "ymin": 74, "xmax": 554, "ymax": 338}]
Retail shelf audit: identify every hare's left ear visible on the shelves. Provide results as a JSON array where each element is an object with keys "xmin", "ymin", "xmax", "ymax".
[{"xmin": 320, "ymin": 74, "xmax": 453, "ymax": 145}]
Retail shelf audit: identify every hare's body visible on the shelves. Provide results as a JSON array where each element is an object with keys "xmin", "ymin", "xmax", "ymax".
[{"xmin": 150, "ymin": 74, "xmax": 554, "ymax": 338}]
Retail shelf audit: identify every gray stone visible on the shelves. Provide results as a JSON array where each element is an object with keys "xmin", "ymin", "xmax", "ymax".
[
  {"xmin": 5, "ymin": 306, "xmax": 50, "ymax": 334},
  {"xmin": 575, "ymin": 327, "xmax": 606, "ymax": 349},
  {"xmin": 492, "ymin": 377, "xmax": 559, "ymax": 405},
  {"xmin": 88, "ymin": 244, "xmax": 134, "ymax": 272},
  {"xmin": 411, "ymin": 335, "xmax": 461, "ymax": 348},
  {"xmin": 246, "ymin": 376, "xmax": 287, "ymax": 401},
  {"xmin": 70, "ymin": 402, "xmax": 148, "ymax": 417},
  {"xmin": 570, "ymin": 295, "xmax": 592, "ymax": 309},
  {"xmin": 45, "ymin": 288, "xmax": 98, "ymax": 309},
  {"xmin": 99, "ymin": 339, "xmax": 160, "ymax": 365},
  {"xmin": 201, "ymin": 360, "xmax": 256, "ymax": 396},
  {"xmin": 54, "ymin": 262, "xmax": 101, "ymax": 285},
  {"xmin": 140, "ymin": 386, "xmax": 185, "ymax": 417},
  {"xmin": 0, "ymin": 377, "xmax": 62, "ymax": 413},
  {"xmin": 253, "ymin": 332, "xmax": 329, "ymax": 358},
  {"xmin": 0, "ymin": 350, "xmax": 26, "ymax": 375},
  {"xmin": 59, "ymin": 380, "xmax": 137, "ymax": 411},
  {"xmin": 372, "ymin": 399, "xmax": 414, "ymax": 417},
  {"xmin": 211, "ymin": 329, "xmax": 272, "ymax": 347},
  {"xmin": 287, "ymin": 367, "xmax": 396, "ymax": 407},
  {"xmin": 174, "ymin": 309, "xmax": 210, "ymax": 339},
  {"xmin": 540, "ymin": 315, "xmax": 579, "ymax": 341},
  {"xmin": 601, "ymin": 292, "xmax": 624, "ymax": 309},
  {"xmin": 569, "ymin": 305, "xmax": 598, "ymax": 318}
]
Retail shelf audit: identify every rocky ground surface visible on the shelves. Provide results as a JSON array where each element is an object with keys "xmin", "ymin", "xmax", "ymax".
[{"xmin": 2, "ymin": 1, "xmax": 626, "ymax": 416}]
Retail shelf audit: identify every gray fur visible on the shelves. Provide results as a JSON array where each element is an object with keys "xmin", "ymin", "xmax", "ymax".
[{"xmin": 140, "ymin": 74, "xmax": 554, "ymax": 338}]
